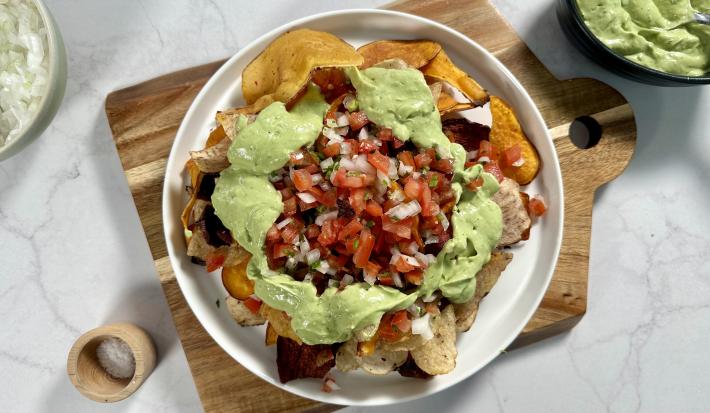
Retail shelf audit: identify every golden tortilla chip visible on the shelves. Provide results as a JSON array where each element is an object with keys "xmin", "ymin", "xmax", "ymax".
[
  {"xmin": 492, "ymin": 179, "xmax": 531, "ymax": 247},
  {"xmin": 259, "ymin": 304, "xmax": 302, "ymax": 344},
  {"xmin": 489, "ymin": 96, "xmax": 540, "ymax": 185},
  {"xmin": 453, "ymin": 251, "xmax": 512, "ymax": 332},
  {"xmin": 226, "ymin": 297, "xmax": 266, "ymax": 327},
  {"xmin": 422, "ymin": 50, "xmax": 489, "ymax": 106},
  {"xmin": 358, "ymin": 39, "xmax": 441, "ymax": 69},
  {"xmin": 411, "ymin": 305, "xmax": 457, "ymax": 375},
  {"xmin": 335, "ymin": 338, "xmax": 408, "ymax": 375},
  {"xmin": 265, "ymin": 322, "xmax": 278, "ymax": 346},
  {"xmin": 215, "ymin": 101, "xmax": 266, "ymax": 139},
  {"xmin": 242, "ymin": 29, "xmax": 362, "ymax": 105},
  {"xmin": 379, "ymin": 333, "xmax": 425, "ymax": 352}
]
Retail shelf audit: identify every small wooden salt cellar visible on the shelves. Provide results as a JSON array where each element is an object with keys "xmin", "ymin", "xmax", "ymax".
[{"xmin": 67, "ymin": 322, "xmax": 156, "ymax": 403}]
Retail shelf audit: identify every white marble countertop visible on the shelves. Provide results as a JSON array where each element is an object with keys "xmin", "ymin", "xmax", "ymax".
[{"xmin": 1, "ymin": 1, "xmax": 708, "ymax": 412}]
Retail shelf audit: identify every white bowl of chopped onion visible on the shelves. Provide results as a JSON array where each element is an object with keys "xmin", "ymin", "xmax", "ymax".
[{"xmin": 0, "ymin": 0, "xmax": 67, "ymax": 161}]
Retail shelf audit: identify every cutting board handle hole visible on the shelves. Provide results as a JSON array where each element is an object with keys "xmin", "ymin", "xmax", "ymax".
[{"xmin": 569, "ymin": 116, "xmax": 602, "ymax": 149}]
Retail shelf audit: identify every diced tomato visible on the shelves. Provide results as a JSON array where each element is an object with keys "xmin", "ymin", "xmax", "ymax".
[
  {"xmin": 432, "ymin": 158, "xmax": 453, "ymax": 174},
  {"xmin": 414, "ymin": 152, "xmax": 433, "ymax": 169},
  {"xmin": 311, "ymin": 68, "xmax": 350, "ymax": 101},
  {"xmin": 419, "ymin": 184, "xmax": 436, "ymax": 217},
  {"xmin": 404, "ymin": 270, "xmax": 424, "ymax": 285},
  {"xmin": 280, "ymin": 224, "xmax": 300, "ymax": 244},
  {"xmin": 392, "ymin": 138, "xmax": 405, "ymax": 149},
  {"xmin": 365, "ymin": 200, "xmax": 383, "ymax": 217},
  {"xmin": 206, "ymin": 253, "xmax": 225, "ymax": 272},
  {"xmin": 282, "ymin": 197, "xmax": 297, "ymax": 216},
  {"xmin": 297, "ymin": 198, "xmax": 317, "ymax": 212},
  {"xmin": 305, "ymin": 224, "xmax": 320, "ymax": 240},
  {"xmin": 242, "ymin": 296, "xmax": 262, "ymax": 314},
  {"xmin": 358, "ymin": 140, "xmax": 379, "ymax": 154},
  {"xmin": 266, "ymin": 225, "xmax": 281, "ymax": 243},
  {"xmin": 391, "ymin": 310, "xmax": 411, "ymax": 333},
  {"xmin": 302, "ymin": 164, "xmax": 319, "ymax": 174},
  {"xmin": 341, "ymin": 171, "xmax": 375, "ymax": 188},
  {"xmin": 322, "ymin": 143, "xmax": 341, "ymax": 158},
  {"xmin": 404, "ymin": 178, "xmax": 422, "ymax": 200},
  {"xmin": 500, "ymin": 144, "xmax": 522, "ymax": 169},
  {"xmin": 394, "ymin": 256, "xmax": 417, "ymax": 273},
  {"xmin": 349, "ymin": 188, "xmax": 367, "ymax": 214},
  {"xmin": 332, "ymin": 168, "xmax": 347, "ymax": 186},
  {"xmin": 397, "ymin": 151, "xmax": 415, "ymax": 167},
  {"xmin": 466, "ymin": 177, "xmax": 484, "ymax": 191},
  {"xmin": 318, "ymin": 219, "xmax": 339, "ymax": 246},
  {"xmin": 348, "ymin": 111, "xmax": 369, "ymax": 130},
  {"xmin": 377, "ymin": 313, "xmax": 400, "ymax": 342},
  {"xmin": 279, "ymin": 187, "xmax": 294, "ymax": 199},
  {"xmin": 320, "ymin": 188, "xmax": 338, "ymax": 208},
  {"xmin": 289, "ymin": 149, "xmax": 316, "ymax": 166},
  {"xmin": 338, "ymin": 219, "xmax": 364, "ymax": 241},
  {"xmin": 273, "ymin": 243, "xmax": 296, "ymax": 259},
  {"xmin": 365, "ymin": 260, "xmax": 381, "ymax": 277},
  {"xmin": 484, "ymin": 161, "xmax": 505, "ymax": 183},
  {"xmin": 411, "ymin": 216, "xmax": 424, "ymax": 248},
  {"xmin": 352, "ymin": 229, "xmax": 375, "ymax": 268},
  {"xmin": 478, "ymin": 140, "xmax": 500, "ymax": 162},
  {"xmin": 292, "ymin": 169, "xmax": 313, "ymax": 191},
  {"xmin": 377, "ymin": 128, "xmax": 393, "ymax": 141},
  {"xmin": 327, "ymin": 254, "xmax": 349, "ymax": 270},
  {"xmin": 528, "ymin": 197, "xmax": 547, "ymax": 217},
  {"xmin": 382, "ymin": 216, "xmax": 412, "ymax": 239},
  {"xmin": 378, "ymin": 274, "xmax": 395, "ymax": 286},
  {"xmin": 367, "ymin": 151, "xmax": 390, "ymax": 174}
]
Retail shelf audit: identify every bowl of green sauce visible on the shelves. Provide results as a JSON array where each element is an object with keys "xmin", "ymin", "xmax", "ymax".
[{"xmin": 557, "ymin": 0, "xmax": 710, "ymax": 86}]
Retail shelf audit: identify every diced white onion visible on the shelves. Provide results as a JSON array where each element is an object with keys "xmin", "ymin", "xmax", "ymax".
[
  {"xmin": 320, "ymin": 157, "xmax": 334, "ymax": 171},
  {"xmin": 478, "ymin": 156, "xmax": 490, "ymax": 164},
  {"xmin": 311, "ymin": 174, "xmax": 323, "ymax": 185},
  {"xmin": 388, "ymin": 158, "xmax": 398, "ymax": 179},
  {"xmin": 358, "ymin": 127, "xmax": 369, "ymax": 141},
  {"xmin": 317, "ymin": 260, "xmax": 334, "ymax": 275},
  {"xmin": 401, "ymin": 254, "xmax": 420, "ymax": 267},
  {"xmin": 286, "ymin": 257, "xmax": 298, "ymax": 270},
  {"xmin": 414, "ymin": 251, "xmax": 436, "ymax": 266},
  {"xmin": 335, "ymin": 112, "xmax": 349, "ymax": 127},
  {"xmin": 341, "ymin": 274, "xmax": 354, "ymax": 286},
  {"xmin": 385, "ymin": 200, "xmax": 422, "ymax": 221},
  {"xmin": 297, "ymin": 192, "xmax": 317, "ymax": 204},
  {"xmin": 392, "ymin": 273, "xmax": 403, "ymax": 288},
  {"xmin": 340, "ymin": 142, "xmax": 352, "ymax": 155},
  {"xmin": 364, "ymin": 272, "xmax": 377, "ymax": 285},
  {"xmin": 306, "ymin": 249, "xmax": 320, "ymax": 265},
  {"xmin": 424, "ymin": 235, "xmax": 439, "ymax": 245},
  {"xmin": 403, "ymin": 242, "xmax": 418, "ymax": 255},
  {"xmin": 319, "ymin": 181, "xmax": 331, "ymax": 191},
  {"xmin": 276, "ymin": 217, "xmax": 293, "ymax": 230},
  {"xmin": 412, "ymin": 172, "xmax": 421, "ymax": 180},
  {"xmin": 323, "ymin": 127, "xmax": 344, "ymax": 143},
  {"xmin": 389, "ymin": 188, "xmax": 405, "ymax": 203},
  {"xmin": 512, "ymin": 157, "xmax": 526, "ymax": 167},
  {"xmin": 299, "ymin": 238, "xmax": 310, "ymax": 255},
  {"xmin": 390, "ymin": 251, "xmax": 402, "ymax": 265},
  {"xmin": 422, "ymin": 293, "xmax": 438, "ymax": 303},
  {"xmin": 315, "ymin": 211, "xmax": 338, "ymax": 226},
  {"xmin": 291, "ymin": 151, "xmax": 304, "ymax": 161},
  {"xmin": 466, "ymin": 150, "xmax": 479, "ymax": 161},
  {"xmin": 339, "ymin": 157, "xmax": 356, "ymax": 171},
  {"xmin": 438, "ymin": 212, "xmax": 450, "ymax": 231},
  {"xmin": 303, "ymin": 273, "xmax": 313, "ymax": 283},
  {"xmin": 354, "ymin": 154, "xmax": 375, "ymax": 174},
  {"xmin": 411, "ymin": 313, "xmax": 434, "ymax": 340},
  {"xmin": 398, "ymin": 163, "xmax": 414, "ymax": 176},
  {"xmin": 335, "ymin": 126, "xmax": 349, "ymax": 136}
]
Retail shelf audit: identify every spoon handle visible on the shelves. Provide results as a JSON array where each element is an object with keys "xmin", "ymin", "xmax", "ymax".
[{"xmin": 694, "ymin": 12, "xmax": 710, "ymax": 26}]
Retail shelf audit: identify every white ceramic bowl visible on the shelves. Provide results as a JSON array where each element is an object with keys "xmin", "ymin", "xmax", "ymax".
[
  {"xmin": 163, "ymin": 9, "xmax": 564, "ymax": 406},
  {"xmin": 0, "ymin": 0, "xmax": 67, "ymax": 162}
]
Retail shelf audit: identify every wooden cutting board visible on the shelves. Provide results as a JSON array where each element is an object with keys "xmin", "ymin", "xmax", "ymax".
[{"xmin": 105, "ymin": 0, "xmax": 636, "ymax": 411}]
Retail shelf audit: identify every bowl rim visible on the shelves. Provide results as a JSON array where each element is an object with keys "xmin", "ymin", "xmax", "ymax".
[
  {"xmin": 0, "ymin": 0, "xmax": 65, "ymax": 158},
  {"xmin": 163, "ymin": 8, "xmax": 564, "ymax": 406},
  {"xmin": 562, "ymin": 0, "xmax": 710, "ymax": 84}
]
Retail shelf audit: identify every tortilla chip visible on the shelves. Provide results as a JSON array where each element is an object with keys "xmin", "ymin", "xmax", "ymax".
[
  {"xmin": 372, "ymin": 58, "xmax": 411, "ymax": 70},
  {"xmin": 259, "ymin": 304, "xmax": 302, "ymax": 344},
  {"xmin": 442, "ymin": 118, "xmax": 490, "ymax": 151},
  {"xmin": 242, "ymin": 29, "xmax": 362, "ymax": 105},
  {"xmin": 226, "ymin": 297, "xmax": 266, "ymax": 327},
  {"xmin": 205, "ymin": 124, "xmax": 228, "ymax": 147},
  {"xmin": 358, "ymin": 39, "xmax": 441, "ymax": 69},
  {"xmin": 215, "ymin": 102, "xmax": 265, "ymax": 139},
  {"xmin": 492, "ymin": 178, "xmax": 532, "ymax": 247},
  {"xmin": 379, "ymin": 333, "xmax": 425, "ymax": 352},
  {"xmin": 335, "ymin": 338, "xmax": 408, "ymax": 375},
  {"xmin": 265, "ymin": 323, "xmax": 278, "ymax": 346},
  {"xmin": 411, "ymin": 305, "xmax": 457, "ymax": 375},
  {"xmin": 454, "ymin": 251, "xmax": 512, "ymax": 332},
  {"xmin": 276, "ymin": 337, "xmax": 334, "ymax": 383},
  {"xmin": 397, "ymin": 354, "xmax": 432, "ymax": 379},
  {"xmin": 422, "ymin": 50, "xmax": 488, "ymax": 106},
  {"xmin": 489, "ymin": 96, "xmax": 540, "ymax": 185},
  {"xmin": 189, "ymin": 136, "xmax": 231, "ymax": 173}
]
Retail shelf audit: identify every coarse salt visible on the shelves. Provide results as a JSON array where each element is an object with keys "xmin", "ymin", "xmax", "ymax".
[{"xmin": 96, "ymin": 337, "xmax": 136, "ymax": 379}]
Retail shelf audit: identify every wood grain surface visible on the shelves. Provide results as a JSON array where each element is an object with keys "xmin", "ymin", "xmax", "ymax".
[{"xmin": 104, "ymin": 0, "xmax": 636, "ymax": 411}]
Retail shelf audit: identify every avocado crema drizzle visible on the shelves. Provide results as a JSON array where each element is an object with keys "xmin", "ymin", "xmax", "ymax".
[{"xmin": 212, "ymin": 67, "xmax": 503, "ymax": 345}]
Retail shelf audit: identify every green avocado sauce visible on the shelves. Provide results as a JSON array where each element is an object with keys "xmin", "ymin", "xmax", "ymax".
[
  {"xmin": 577, "ymin": 0, "xmax": 710, "ymax": 76},
  {"xmin": 212, "ymin": 68, "xmax": 502, "ymax": 345}
]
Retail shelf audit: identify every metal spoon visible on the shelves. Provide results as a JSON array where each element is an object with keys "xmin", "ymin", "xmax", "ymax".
[{"xmin": 669, "ymin": 12, "xmax": 710, "ymax": 29}]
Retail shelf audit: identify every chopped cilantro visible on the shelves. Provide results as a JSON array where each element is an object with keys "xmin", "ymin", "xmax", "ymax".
[
  {"xmin": 429, "ymin": 175, "xmax": 438, "ymax": 188},
  {"xmin": 316, "ymin": 205, "xmax": 327, "ymax": 214},
  {"xmin": 365, "ymin": 220, "xmax": 375, "ymax": 228},
  {"xmin": 421, "ymin": 166, "xmax": 430, "ymax": 174},
  {"xmin": 347, "ymin": 171, "xmax": 362, "ymax": 177},
  {"xmin": 353, "ymin": 239, "xmax": 360, "ymax": 249},
  {"xmin": 364, "ymin": 191, "xmax": 372, "ymax": 201}
]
